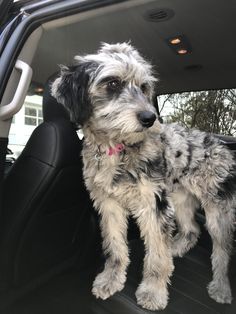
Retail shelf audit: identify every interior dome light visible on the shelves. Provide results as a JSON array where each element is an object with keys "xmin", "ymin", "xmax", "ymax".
[
  {"xmin": 170, "ymin": 38, "xmax": 181, "ymax": 45},
  {"xmin": 35, "ymin": 87, "xmax": 44, "ymax": 93},
  {"xmin": 177, "ymin": 49, "xmax": 188, "ymax": 55}
]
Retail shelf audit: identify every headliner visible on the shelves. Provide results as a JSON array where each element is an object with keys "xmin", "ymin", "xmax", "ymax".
[{"xmin": 31, "ymin": 0, "xmax": 236, "ymax": 95}]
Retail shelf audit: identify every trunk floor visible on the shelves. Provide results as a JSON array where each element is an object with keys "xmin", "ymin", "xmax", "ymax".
[{"xmin": 3, "ymin": 240, "xmax": 236, "ymax": 314}]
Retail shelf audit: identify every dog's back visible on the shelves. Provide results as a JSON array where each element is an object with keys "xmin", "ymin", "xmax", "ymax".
[{"xmin": 161, "ymin": 123, "xmax": 236, "ymax": 203}]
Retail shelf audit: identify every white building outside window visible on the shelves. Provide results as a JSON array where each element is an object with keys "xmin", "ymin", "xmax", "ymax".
[
  {"xmin": 9, "ymin": 95, "xmax": 43, "ymax": 157},
  {"xmin": 24, "ymin": 104, "xmax": 43, "ymax": 126}
]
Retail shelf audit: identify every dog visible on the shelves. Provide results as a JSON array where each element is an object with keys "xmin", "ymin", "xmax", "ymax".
[{"xmin": 51, "ymin": 42, "xmax": 236, "ymax": 311}]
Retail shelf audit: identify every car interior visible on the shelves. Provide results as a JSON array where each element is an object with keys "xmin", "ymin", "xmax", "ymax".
[{"xmin": 0, "ymin": 0, "xmax": 236, "ymax": 313}]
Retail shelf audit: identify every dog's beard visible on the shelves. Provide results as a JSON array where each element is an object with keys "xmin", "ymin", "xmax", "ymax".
[
  {"xmin": 121, "ymin": 131, "xmax": 147, "ymax": 146},
  {"xmin": 85, "ymin": 122, "xmax": 146, "ymax": 144},
  {"xmin": 85, "ymin": 115, "xmax": 160, "ymax": 146}
]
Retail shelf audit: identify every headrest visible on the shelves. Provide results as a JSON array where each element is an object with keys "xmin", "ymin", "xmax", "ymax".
[{"xmin": 43, "ymin": 73, "xmax": 70, "ymax": 122}]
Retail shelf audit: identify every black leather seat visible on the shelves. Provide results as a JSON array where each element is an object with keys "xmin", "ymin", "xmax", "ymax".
[{"xmin": 0, "ymin": 76, "xmax": 93, "ymax": 289}]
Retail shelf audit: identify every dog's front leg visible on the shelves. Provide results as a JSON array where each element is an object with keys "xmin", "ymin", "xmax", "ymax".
[
  {"xmin": 135, "ymin": 196, "xmax": 174, "ymax": 311},
  {"xmin": 92, "ymin": 197, "xmax": 129, "ymax": 300}
]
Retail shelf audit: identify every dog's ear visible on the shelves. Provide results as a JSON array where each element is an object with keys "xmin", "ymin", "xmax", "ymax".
[{"xmin": 51, "ymin": 62, "xmax": 95, "ymax": 126}]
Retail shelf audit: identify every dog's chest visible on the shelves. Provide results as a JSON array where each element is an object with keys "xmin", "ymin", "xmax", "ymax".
[{"xmin": 83, "ymin": 148, "xmax": 165, "ymax": 208}]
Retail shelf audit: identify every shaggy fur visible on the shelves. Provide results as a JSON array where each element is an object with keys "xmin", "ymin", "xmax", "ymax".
[{"xmin": 51, "ymin": 42, "xmax": 236, "ymax": 311}]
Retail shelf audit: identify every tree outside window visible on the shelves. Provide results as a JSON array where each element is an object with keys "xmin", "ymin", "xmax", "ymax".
[{"xmin": 158, "ymin": 89, "xmax": 236, "ymax": 136}]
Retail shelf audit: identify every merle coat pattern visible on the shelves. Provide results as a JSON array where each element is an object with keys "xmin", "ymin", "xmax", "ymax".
[{"xmin": 51, "ymin": 43, "xmax": 236, "ymax": 311}]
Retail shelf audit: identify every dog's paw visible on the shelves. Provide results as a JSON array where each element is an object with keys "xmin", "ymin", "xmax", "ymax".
[
  {"xmin": 207, "ymin": 279, "xmax": 232, "ymax": 304},
  {"xmin": 92, "ymin": 270, "xmax": 125, "ymax": 300},
  {"xmin": 135, "ymin": 281, "xmax": 168, "ymax": 311}
]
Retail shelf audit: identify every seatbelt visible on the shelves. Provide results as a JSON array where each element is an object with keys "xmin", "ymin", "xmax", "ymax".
[
  {"xmin": 0, "ymin": 137, "xmax": 8, "ymax": 215},
  {"xmin": 153, "ymin": 95, "xmax": 163, "ymax": 123}
]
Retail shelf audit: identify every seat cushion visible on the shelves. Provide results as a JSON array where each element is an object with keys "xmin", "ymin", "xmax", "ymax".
[{"xmin": 3, "ymin": 238, "xmax": 236, "ymax": 314}]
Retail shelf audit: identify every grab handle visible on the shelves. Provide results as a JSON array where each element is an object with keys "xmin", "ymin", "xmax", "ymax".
[{"xmin": 0, "ymin": 60, "xmax": 33, "ymax": 121}]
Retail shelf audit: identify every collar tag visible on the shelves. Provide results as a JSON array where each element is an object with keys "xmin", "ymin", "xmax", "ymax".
[{"xmin": 76, "ymin": 129, "xmax": 84, "ymax": 140}]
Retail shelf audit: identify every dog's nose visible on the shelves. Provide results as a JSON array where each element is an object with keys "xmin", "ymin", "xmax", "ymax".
[{"xmin": 137, "ymin": 111, "xmax": 156, "ymax": 128}]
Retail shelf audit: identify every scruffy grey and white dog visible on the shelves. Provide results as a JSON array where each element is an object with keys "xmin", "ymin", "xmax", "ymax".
[{"xmin": 51, "ymin": 42, "xmax": 236, "ymax": 311}]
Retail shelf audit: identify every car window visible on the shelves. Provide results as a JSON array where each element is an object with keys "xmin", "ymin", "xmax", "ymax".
[
  {"xmin": 158, "ymin": 88, "xmax": 236, "ymax": 136},
  {"xmin": 8, "ymin": 91, "xmax": 43, "ymax": 158}
]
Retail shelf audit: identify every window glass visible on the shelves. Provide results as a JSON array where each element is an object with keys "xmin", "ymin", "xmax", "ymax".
[
  {"xmin": 8, "ymin": 94, "xmax": 43, "ymax": 158},
  {"xmin": 24, "ymin": 103, "xmax": 42, "ymax": 126},
  {"xmin": 158, "ymin": 89, "xmax": 236, "ymax": 136}
]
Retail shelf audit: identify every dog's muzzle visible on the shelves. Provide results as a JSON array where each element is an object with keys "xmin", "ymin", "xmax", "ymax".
[{"xmin": 137, "ymin": 111, "xmax": 156, "ymax": 128}]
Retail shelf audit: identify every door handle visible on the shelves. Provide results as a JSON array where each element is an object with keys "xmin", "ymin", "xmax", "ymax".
[{"xmin": 0, "ymin": 60, "xmax": 33, "ymax": 121}]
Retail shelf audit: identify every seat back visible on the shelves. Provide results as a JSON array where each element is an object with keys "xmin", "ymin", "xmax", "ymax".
[{"xmin": 0, "ymin": 76, "xmax": 93, "ymax": 288}]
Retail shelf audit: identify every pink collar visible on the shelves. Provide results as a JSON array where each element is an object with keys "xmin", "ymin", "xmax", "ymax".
[
  {"xmin": 107, "ymin": 143, "xmax": 125, "ymax": 156},
  {"xmin": 94, "ymin": 143, "xmax": 125, "ymax": 163}
]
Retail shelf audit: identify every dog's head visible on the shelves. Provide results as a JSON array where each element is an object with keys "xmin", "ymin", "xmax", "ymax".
[{"xmin": 51, "ymin": 42, "xmax": 159, "ymax": 142}]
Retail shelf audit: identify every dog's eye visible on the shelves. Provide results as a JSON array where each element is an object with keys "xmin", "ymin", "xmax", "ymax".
[
  {"xmin": 107, "ymin": 79, "xmax": 122, "ymax": 90},
  {"xmin": 140, "ymin": 83, "xmax": 149, "ymax": 94}
]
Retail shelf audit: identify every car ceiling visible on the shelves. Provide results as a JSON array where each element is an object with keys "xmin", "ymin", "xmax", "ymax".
[{"xmin": 31, "ymin": 0, "xmax": 236, "ymax": 95}]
